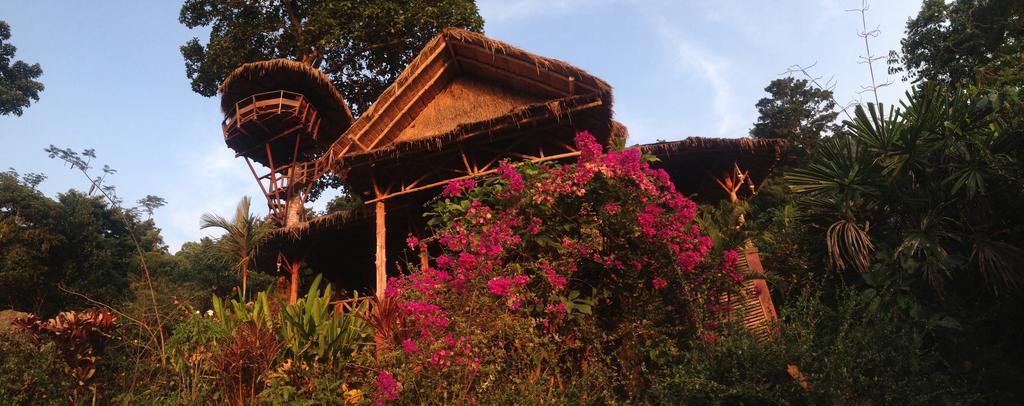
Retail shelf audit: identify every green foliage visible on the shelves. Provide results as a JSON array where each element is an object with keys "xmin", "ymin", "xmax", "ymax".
[
  {"xmin": 0, "ymin": 20, "xmax": 44, "ymax": 116},
  {"xmin": 784, "ymin": 83, "xmax": 1024, "ymax": 400},
  {"xmin": 200, "ymin": 196, "xmax": 273, "ymax": 299},
  {"xmin": 747, "ymin": 182, "xmax": 819, "ymax": 304},
  {"xmin": 899, "ymin": 0, "xmax": 1024, "ymax": 87},
  {"xmin": 0, "ymin": 330, "xmax": 67, "ymax": 404},
  {"xmin": 789, "ymin": 84, "xmax": 1024, "ymax": 290},
  {"xmin": 178, "ymin": 0, "xmax": 484, "ymax": 115},
  {"xmin": 0, "ymin": 171, "xmax": 169, "ymax": 315},
  {"xmin": 751, "ymin": 77, "xmax": 839, "ymax": 157},
  {"xmin": 279, "ymin": 275, "xmax": 371, "ymax": 365},
  {"xmin": 165, "ymin": 314, "xmax": 229, "ymax": 404},
  {"xmin": 651, "ymin": 287, "xmax": 979, "ymax": 404},
  {"xmin": 324, "ymin": 190, "xmax": 363, "ymax": 214}
]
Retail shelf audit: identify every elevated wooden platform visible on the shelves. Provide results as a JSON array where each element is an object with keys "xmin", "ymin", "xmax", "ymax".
[{"xmin": 222, "ymin": 90, "xmax": 323, "ymax": 167}]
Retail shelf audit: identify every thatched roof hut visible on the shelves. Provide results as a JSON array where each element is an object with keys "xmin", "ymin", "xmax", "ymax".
[
  {"xmin": 242, "ymin": 28, "xmax": 788, "ymax": 297},
  {"xmin": 251, "ymin": 28, "xmax": 621, "ymax": 294},
  {"xmin": 327, "ymin": 28, "xmax": 614, "ymax": 161},
  {"xmin": 219, "ymin": 59, "xmax": 355, "ymax": 165},
  {"xmin": 639, "ymin": 137, "xmax": 787, "ymax": 201},
  {"xmin": 321, "ymin": 28, "xmax": 616, "ymax": 203}
]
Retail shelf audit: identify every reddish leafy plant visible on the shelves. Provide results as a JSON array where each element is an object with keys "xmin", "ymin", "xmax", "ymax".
[{"xmin": 16, "ymin": 309, "xmax": 118, "ymax": 403}]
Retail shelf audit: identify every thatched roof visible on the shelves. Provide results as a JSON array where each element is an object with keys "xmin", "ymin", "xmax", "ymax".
[
  {"xmin": 327, "ymin": 28, "xmax": 614, "ymax": 167},
  {"xmin": 265, "ymin": 207, "xmax": 373, "ymax": 245},
  {"xmin": 334, "ymin": 94, "xmax": 606, "ymax": 167},
  {"xmin": 638, "ymin": 137, "xmax": 786, "ymax": 157},
  {"xmin": 220, "ymin": 59, "xmax": 355, "ymax": 151},
  {"xmin": 639, "ymin": 137, "xmax": 787, "ymax": 201}
]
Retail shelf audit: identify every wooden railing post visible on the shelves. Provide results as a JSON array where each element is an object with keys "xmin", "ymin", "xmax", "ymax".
[{"xmin": 375, "ymin": 201, "xmax": 387, "ymax": 299}]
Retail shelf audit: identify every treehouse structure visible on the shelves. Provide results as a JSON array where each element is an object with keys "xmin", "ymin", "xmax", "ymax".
[
  {"xmin": 219, "ymin": 59, "xmax": 354, "ymax": 226},
  {"xmin": 218, "ymin": 28, "xmax": 784, "ymax": 336}
]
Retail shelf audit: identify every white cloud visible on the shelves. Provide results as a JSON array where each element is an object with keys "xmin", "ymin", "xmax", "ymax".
[
  {"xmin": 652, "ymin": 20, "xmax": 739, "ymax": 137},
  {"xmin": 478, "ymin": 0, "xmax": 636, "ymax": 21},
  {"xmin": 155, "ymin": 142, "xmax": 264, "ymax": 252}
]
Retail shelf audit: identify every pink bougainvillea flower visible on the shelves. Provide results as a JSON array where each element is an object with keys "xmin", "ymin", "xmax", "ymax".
[
  {"xmin": 402, "ymin": 338, "xmax": 418, "ymax": 354},
  {"xmin": 376, "ymin": 371, "xmax": 400, "ymax": 402},
  {"xmin": 406, "ymin": 235, "xmax": 420, "ymax": 249},
  {"xmin": 543, "ymin": 264, "xmax": 568, "ymax": 289},
  {"xmin": 442, "ymin": 178, "xmax": 477, "ymax": 198},
  {"xmin": 497, "ymin": 162, "xmax": 525, "ymax": 194},
  {"xmin": 651, "ymin": 276, "xmax": 668, "ymax": 290},
  {"xmin": 487, "ymin": 277, "xmax": 513, "ymax": 296}
]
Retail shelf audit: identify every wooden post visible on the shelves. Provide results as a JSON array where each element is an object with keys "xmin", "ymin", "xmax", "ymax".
[
  {"xmin": 420, "ymin": 242, "xmax": 429, "ymax": 271},
  {"xmin": 375, "ymin": 201, "xmax": 387, "ymax": 298},
  {"xmin": 289, "ymin": 261, "xmax": 300, "ymax": 304}
]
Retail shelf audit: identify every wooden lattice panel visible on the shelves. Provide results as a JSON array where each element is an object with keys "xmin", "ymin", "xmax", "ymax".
[{"xmin": 720, "ymin": 243, "xmax": 778, "ymax": 339}]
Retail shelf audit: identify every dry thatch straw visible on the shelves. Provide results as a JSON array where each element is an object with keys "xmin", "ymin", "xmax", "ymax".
[
  {"xmin": 220, "ymin": 58, "xmax": 355, "ymax": 150},
  {"xmin": 638, "ymin": 137, "xmax": 787, "ymax": 156},
  {"xmin": 335, "ymin": 94, "xmax": 607, "ymax": 167},
  {"xmin": 639, "ymin": 137, "xmax": 788, "ymax": 201},
  {"xmin": 266, "ymin": 207, "xmax": 373, "ymax": 244},
  {"xmin": 328, "ymin": 27, "xmax": 614, "ymax": 166}
]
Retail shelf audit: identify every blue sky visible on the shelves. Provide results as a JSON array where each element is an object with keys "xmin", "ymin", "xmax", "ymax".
[{"xmin": 0, "ymin": 0, "xmax": 921, "ymax": 251}]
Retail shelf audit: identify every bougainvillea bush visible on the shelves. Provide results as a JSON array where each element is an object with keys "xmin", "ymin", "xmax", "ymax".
[{"xmin": 375, "ymin": 132, "xmax": 743, "ymax": 404}]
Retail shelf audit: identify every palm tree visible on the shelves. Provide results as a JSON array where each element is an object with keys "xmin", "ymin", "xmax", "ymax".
[
  {"xmin": 201, "ymin": 196, "xmax": 272, "ymax": 299},
  {"xmin": 787, "ymin": 84, "xmax": 1023, "ymax": 291}
]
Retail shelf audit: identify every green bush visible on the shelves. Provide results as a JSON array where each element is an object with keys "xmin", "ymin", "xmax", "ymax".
[
  {"xmin": 651, "ymin": 287, "xmax": 982, "ymax": 404},
  {"xmin": 0, "ymin": 330, "xmax": 68, "ymax": 404}
]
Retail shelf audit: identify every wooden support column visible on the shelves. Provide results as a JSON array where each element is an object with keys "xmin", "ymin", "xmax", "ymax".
[
  {"xmin": 289, "ymin": 261, "xmax": 301, "ymax": 304},
  {"xmin": 375, "ymin": 201, "xmax": 387, "ymax": 298},
  {"xmin": 420, "ymin": 243, "xmax": 429, "ymax": 271}
]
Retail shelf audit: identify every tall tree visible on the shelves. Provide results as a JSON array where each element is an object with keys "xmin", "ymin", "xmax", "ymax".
[
  {"xmin": 751, "ymin": 77, "xmax": 839, "ymax": 157},
  {"xmin": 200, "ymin": 196, "xmax": 271, "ymax": 300},
  {"xmin": 0, "ymin": 171, "xmax": 171, "ymax": 315},
  {"xmin": 900, "ymin": 0, "xmax": 1024, "ymax": 87},
  {"xmin": 0, "ymin": 21, "xmax": 44, "ymax": 116},
  {"xmin": 179, "ymin": 0, "xmax": 484, "ymax": 115}
]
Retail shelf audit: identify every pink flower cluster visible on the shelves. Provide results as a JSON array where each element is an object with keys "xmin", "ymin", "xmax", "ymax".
[
  {"xmin": 497, "ymin": 162, "xmax": 525, "ymax": 194},
  {"xmin": 375, "ymin": 371, "xmax": 399, "ymax": 403},
  {"xmin": 487, "ymin": 274, "xmax": 530, "ymax": 296},
  {"xmin": 381, "ymin": 130, "xmax": 744, "ymax": 396},
  {"xmin": 442, "ymin": 178, "xmax": 477, "ymax": 198}
]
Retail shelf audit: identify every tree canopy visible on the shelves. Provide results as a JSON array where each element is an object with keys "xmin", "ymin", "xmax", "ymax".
[
  {"xmin": 900, "ymin": 0, "xmax": 1024, "ymax": 86},
  {"xmin": 0, "ymin": 171, "xmax": 168, "ymax": 314},
  {"xmin": 179, "ymin": 0, "xmax": 484, "ymax": 115},
  {"xmin": 750, "ymin": 77, "xmax": 839, "ymax": 157},
  {"xmin": 0, "ymin": 21, "xmax": 44, "ymax": 117}
]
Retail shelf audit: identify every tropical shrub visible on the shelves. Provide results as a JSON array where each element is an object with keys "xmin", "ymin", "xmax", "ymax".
[
  {"xmin": 278, "ymin": 275, "xmax": 372, "ymax": 365},
  {"xmin": 197, "ymin": 276, "xmax": 373, "ymax": 403},
  {"xmin": 0, "ymin": 329, "xmax": 68, "ymax": 404},
  {"xmin": 375, "ymin": 132, "xmax": 743, "ymax": 403},
  {"xmin": 786, "ymin": 84, "xmax": 1024, "ymax": 398},
  {"xmin": 652, "ymin": 285, "xmax": 980, "ymax": 404},
  {"xmin": 15, "ymin": 309, "xmax": 118, "ymax": 404},
  {"xmin": 212, "ymin": 322, "xmax": 281, "ymax": 405}
]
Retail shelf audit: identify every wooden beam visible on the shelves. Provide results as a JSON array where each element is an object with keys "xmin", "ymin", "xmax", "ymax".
[
  {"xmin": 364, "ymin": 151, "xmax": 581, "ymax": 204},
  {"xmin": 375, "ymin": 201, "xmax": 387, "ymax": 299}
]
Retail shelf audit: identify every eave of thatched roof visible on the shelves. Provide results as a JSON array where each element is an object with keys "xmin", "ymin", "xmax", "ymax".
[
  {"xmin": 638, "ymin": 137, "xmax": 788, "ymax": 202},
  {"xmin": 264, "ymin": 207, "xmax": 373, "ymax": 246},
  {"xmin": 219, "ymin": 59, "xmax": 355, "ymax": 150},
  {"xmin": 327, "ymin": 27, "xmax": 614, "ymax": 166},
  {"xmin": 637, "ymin": 137, "xmax": 787, "ymax": 157}
]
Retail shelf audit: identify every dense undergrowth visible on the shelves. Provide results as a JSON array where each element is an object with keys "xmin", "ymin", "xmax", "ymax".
[{"xmin": 2, "ymin": 129, "xmax": 1010, "ymax": 404}]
